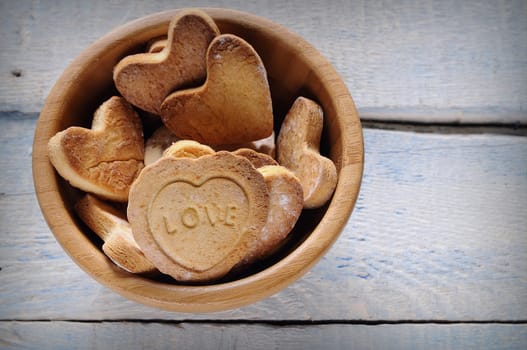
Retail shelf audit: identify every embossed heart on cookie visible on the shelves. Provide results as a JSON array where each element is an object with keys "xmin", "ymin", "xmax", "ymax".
[
  {"xmin": 149, "ymin": 178, "xmax": 250, "ymax": 272},
  {"xmin": 127, "ymin": 151, "xmax": 269, "ymax": 282},
  {"xmin": 160, "ymin": 34, "xmax": 274, "ymax": 145},
  {"xmin": 113, "ymin": 10, "xmax": 220, "ymax": 114},
  {"xmin": 47, "ymin": 96, "xmax": 144, "ymax": 202}
]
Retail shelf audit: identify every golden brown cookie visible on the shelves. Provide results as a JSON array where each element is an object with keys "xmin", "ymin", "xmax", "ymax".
[
  {"xmin": 160, "ymin": 34, "xmax": 274, "ymax": 145},
  {"xmin": 232, "ymin": 148, "xmax": 278, "ymax": 168},
  {"xmin": 47, "ymin": 96, "xmax": 144, "ymax": 202},
  {"xmin": 163, "ymin": 140, "xmax": 215, "ymax": 159},
  {"xmin": 240, "ymin": 165, "xmax": 303, "ymax": 266},
  {"xmin": 127, "ymin": 151, "xmax": 270, "ymax": 282},
  {"xmin": 75, "ymin": 194, "xmax": 157, "ymax": 274},
  {"xmin": 144, "ymin": 126, "xmax": 180, "ymax": 166},
  {"xmin": 277, "ymin": 97, "xmax": 337, "ymax": 209},
  {"xmin": 113, "ymin": 10, "xmax": 220, "ymax": 114}
]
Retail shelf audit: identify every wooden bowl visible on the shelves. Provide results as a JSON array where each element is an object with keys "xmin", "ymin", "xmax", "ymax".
[{"xmin": 32, "ymin": 8, "xmax": 364, "ymax": 312}]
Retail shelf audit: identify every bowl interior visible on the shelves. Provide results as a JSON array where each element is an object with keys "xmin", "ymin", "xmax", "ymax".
[{"xmin": 33, "ymin": 8, "xmax": 363, "ymax": 312}]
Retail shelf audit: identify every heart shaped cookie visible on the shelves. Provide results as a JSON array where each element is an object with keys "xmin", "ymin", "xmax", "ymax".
[
  {"xmin": 47, "ymin": 96, "xmax": 144, "ymax": 202},
  {"xmin": 163, "ymin": 140, "xmax": 215, "ymax": 159},
  {"xmin": 127, "ymin": 151, "xmax": 269, "ymax": 282},
  {"xmin": 145, "ymin": 126, "xmax": 276, "ymax": 166},
  {"xmin": 75, "ymin": 194, "xmax": 157, "ymax": 274},
  {"xmin": 239, "ymin": 165, "xmax": 303, "ymax": 267},
  {"xmin": 113, "ymin": 10, "xmax": 220, "ymax": 114},
  {"xmin": 277, "ymin": 97, "xmax": 337, "ymax": 209},
  {"xmin": 232, "ymin": 148, "xmax": 278, "ymax": 169},
  {"xmin": 160, "ymin": 34, "xmax": 274, "ymax": 145}
]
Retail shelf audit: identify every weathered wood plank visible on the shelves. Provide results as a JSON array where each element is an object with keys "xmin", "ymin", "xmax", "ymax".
[
  {"xmin": 1, "ymin": 0, "xmax": 526, "ymax": 123},
  {"xmin": 1, "ymin": 322, "xmax": 526, "ymax": 350},
  {"xmin": 0, "ymin": 112, "xmax": 36, "ymax": 196},
  {"xmin": 1, "ymin": 114, "xmax": 526, "ymax": 320}
]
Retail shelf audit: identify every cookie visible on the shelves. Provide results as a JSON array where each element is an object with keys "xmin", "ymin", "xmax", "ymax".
[
  {"xmin": 145, "ymin": 128, "xmax": 275, "ymax": 166},
  {"xmin": 47, "ymin": 96, "xmax": 144, "ymax": 202},
  {"xmin": 75, "ymin": 194, "xmax": 157, "ymax": 274},
  {"xmin": 232, "ymin": 148, "xmax": 278, "ymax": 168},
  {"xmin": 163, "ymin": 140, "xmax": 215, "ymax": 159},
  {"xmin": 277, "ymin": 97, "xmax": 337, "ymax": 209},
  {"xmin": 160, "ymin": 34, "xmax": 274, "ymax": 145},
  {"xmin": 113, "ymin": 10, "xmax": 220, "ymax": 114},
  {"xmin": 240, "ymin": 165, "xmax": 303, "ymax": 266},
  {"xmin": 127, "ymin": 151, "xmax": 270, "ymax": 282},
  {"xmin": 144, "ymin": 125, "xmax": 180, "ymax": 166}
]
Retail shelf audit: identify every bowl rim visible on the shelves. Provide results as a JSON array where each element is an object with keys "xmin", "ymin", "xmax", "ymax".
[{"xmin": 32, "ymin": 7, "xmax": 364, "ymax": 312}]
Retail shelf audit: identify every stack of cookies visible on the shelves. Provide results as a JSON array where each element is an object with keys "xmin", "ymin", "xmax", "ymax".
[{"xmin": 47, "ymin": 10, "xmax": 337, "ymax": 283}]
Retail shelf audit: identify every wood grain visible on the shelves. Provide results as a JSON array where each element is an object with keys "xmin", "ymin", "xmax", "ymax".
[
  {"xmin": 1, "ymin": 322, "xmax": 526, "ymax": 350},
  {"xmin": 0, "ymin": 112, "xmax": 35, "ymax": 196},
  {"xmin": 1, "ymin": 113, "xmax": 526, "ymax": 320},
  {"xmin": 2, "ymin": 1, "xmax": 526, "ymax": 346},
  {"xmin": 0, "ymin": 0, "xmax": 526, "ymax": 123}
]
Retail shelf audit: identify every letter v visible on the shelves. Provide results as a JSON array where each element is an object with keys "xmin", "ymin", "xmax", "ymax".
[{"xmin": 204, "ymin": 203, "xmax": 219, "ymax": 226}]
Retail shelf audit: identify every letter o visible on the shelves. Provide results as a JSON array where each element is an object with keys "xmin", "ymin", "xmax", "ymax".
[{"xmin": 181, "ymin": 206, "xmax": 199, "ymax": 228}]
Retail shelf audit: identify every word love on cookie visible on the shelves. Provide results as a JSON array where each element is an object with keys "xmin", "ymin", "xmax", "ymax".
[
  {"xmin": 148, "ymin": 178, "xmax": 249, "ymax": 273},
  {"xmin": 128, "ymin": 152, "xmax": 269, "ymax": 282},
  {"xmin": 161, "ymin": 202, "xmax": 240, "ymax": 233}
]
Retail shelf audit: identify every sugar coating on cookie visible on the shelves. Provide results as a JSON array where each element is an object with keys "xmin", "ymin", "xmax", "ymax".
[
  {"xmin": 127, "ymin": 151, "xmax": 270, "ymax": 282},
  {"xmin": 160, "ymin": 34, "xmax": 274, "ymax": 145},
  {"xmin": 113, "ymin": 10, "xmax": 220, "ymax": 114},
  {"xmin": 239, "ymin": 165, "xmax": 303, "ymax": 266},
  {"xmin": 47, "ymin": 96, "xmax": 144, "ymax": 202},
  {"xmin": 277, "ymin": 96, "xmax": 337, "ymax": 209}
]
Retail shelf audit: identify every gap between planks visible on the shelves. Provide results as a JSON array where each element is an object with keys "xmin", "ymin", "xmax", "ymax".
[
  {"xmin": 2, "ymin": 319, "xmax": 526, "ymax": 326},
  {"xmin": 361, "ymin": 120, "xmax": 527, "ymax": 136},
  {"xmin": 2, "ymin": 111, "xmax": 527, "ymax": 136}
]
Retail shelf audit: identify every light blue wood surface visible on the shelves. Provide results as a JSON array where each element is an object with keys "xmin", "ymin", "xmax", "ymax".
[
  {"xmin": 1, "ymin": 322, "xmax": 527, "ymax": 350},
  {"xmin": 1, "ymin": 0, "xmax": 526, "ymax": 348}
]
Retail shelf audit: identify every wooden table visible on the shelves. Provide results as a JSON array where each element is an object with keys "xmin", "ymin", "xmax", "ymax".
[{"xmin": 1, "ymin": 1, "xmax": 526, "ymax": 348}]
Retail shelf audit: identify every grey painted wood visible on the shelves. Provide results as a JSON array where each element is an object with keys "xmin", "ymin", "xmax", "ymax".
[
  {"xmin": 0, "ymin": 112, "xmax": 35, "ymax": 196},
  {"xmin": 1, "ymin": 113, "xmax": 526, "ymax": 321},
  {"xmin": 1, "ymin": 322, "xmax": 526, "ymax": 350},
  {"xmin": 0, "ymin": 0, "xmax": 526, "ymax": 123},
  {"xmin": 2, "ymin": 0, "xmax": 526, "ymax": 346}
]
